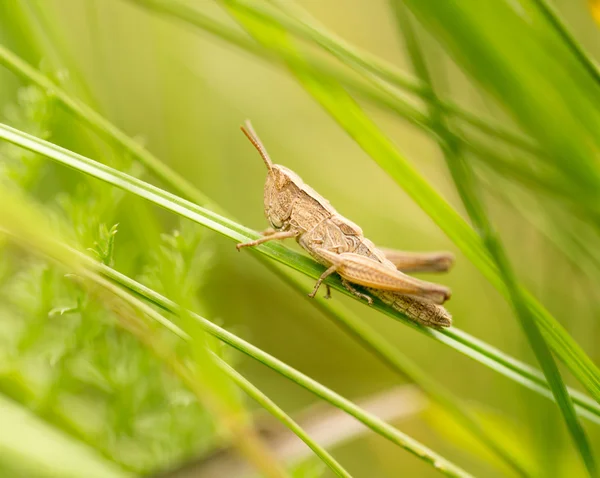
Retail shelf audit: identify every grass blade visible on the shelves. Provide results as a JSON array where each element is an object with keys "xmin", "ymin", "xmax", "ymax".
[
  {"xmin": 297, "ymin": 296, "xmax": 532, "ymax": 476},
  {"xmin": 0, "ymin": 121, "xmax": 599, "ymax": 428},
  {"xmin": 399, "ymin": 0, "xmax": 600, "ymax": 196},
  {"xmin": 390, "ymin": 3, "xmax": 596, "ymax": 474},
  {"xmin": 213, "ymin": 358, "xmax": 353, "ymax": 478},
  {"xmin": 129, "ymin": 0, "xmax": 542, "ymax": 158},
  {"xmin": 221, "ymin": 2, "xmax": 600, "ymax": 408},
  {"xmin": 128, "ymin": 0, "xmax": 600, "ymax": 225},
  {"xmin": 0, "ymin": 195, "xmax": 290, "ymax": 478},
  {"xmin": 0, "ymin": 186, "xmax": 472, "ymax": 478},
  {"xmin": 531, "ymin": 0, "xmax": 600, "ymax": 89}
]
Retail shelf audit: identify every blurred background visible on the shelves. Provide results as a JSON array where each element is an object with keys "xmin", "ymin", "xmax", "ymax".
[{"xmin": 1, "ymin": 0, "xmax": 600, "ymax": 477}]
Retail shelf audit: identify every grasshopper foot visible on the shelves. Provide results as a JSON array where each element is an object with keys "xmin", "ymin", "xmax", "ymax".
[{"xmin": 324, "ymin": 285, "xmax": 332, "ymax": 300}]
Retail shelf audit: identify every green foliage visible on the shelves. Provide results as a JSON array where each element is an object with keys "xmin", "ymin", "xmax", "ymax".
[
  {"xmin": 0, "ymin": 87, "xmax": 220, "ymax": 474},
  {"xmin": 0, "ymin": 0, "xmax": 600, "ymax": 477}
]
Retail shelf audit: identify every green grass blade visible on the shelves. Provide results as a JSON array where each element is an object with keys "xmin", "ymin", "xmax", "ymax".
[
  {"xmin": 218, "ymin": 0, "xmax": 599, "ymax": 212},
  {"xmin": 0, "ymin": 188, "xmax": 471, "ymax": 478},
  {"xmin": 0, "ymin": 43, "xmax": 209, "ymax": 206},
  {"xmin": 0, "ymin": 195, "xmax": 290, "ymax": 478},
  {"xmin": 129, "ymin": 0, "xmax": 543, "ymax": 158},
  {"xmin": 213, "ymin": 358, "xmax": 353, "ymax": 478},
  {"xmin": 221, "ymin": 4, "xmax": 600, "ymax": 408},
  {"xmin": 131, "ymin": 0, "xmax": 597, "ymax": 223},
  {"xmin": 130, "ymin": 0, "xmax": 570, "ymax": 184},
  {"xmin": 399, "ymin": 0, "xmax": 600, "ymax": 195},
  {"xmin": 1, "ymin": 120, "xmax": 599, "ymax": 427},
  {"xmin": 252, "ymin": 249, "xmax": 533, "ymax": 474},
  {"xmin": 390, "ymin": 4, "xmax": 596, "ymax": 474},
  {"xmin": 299, "ymin": 298, "xmax": 532, "ymax": 476},
  {"xmin": 222, "ymin": 0, "xmax": 543, "ymax": 154},
  {"xmin": 531, "ymin": 0, "xmax": 600, "ymax": 89}
]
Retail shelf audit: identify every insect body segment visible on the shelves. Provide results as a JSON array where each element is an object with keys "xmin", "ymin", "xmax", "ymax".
[{"xmin": 236, "ymin": 121, "xmax": 454, "ymax": 328}]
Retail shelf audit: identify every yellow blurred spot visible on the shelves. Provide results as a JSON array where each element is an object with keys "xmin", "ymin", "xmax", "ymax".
[{"xmin": 590, "ymin": 0, "xmax": 600, "ymax": 25}]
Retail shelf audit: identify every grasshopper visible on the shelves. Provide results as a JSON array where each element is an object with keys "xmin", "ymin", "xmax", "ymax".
[{"xmin": 236, "ymin": 121, "xmax": 454, "ymax": 327}]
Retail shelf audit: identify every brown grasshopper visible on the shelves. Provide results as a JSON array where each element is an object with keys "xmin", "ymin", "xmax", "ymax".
[{"xmin": 236, "ymin": 121, "xmax": 454, "ymax": 327}]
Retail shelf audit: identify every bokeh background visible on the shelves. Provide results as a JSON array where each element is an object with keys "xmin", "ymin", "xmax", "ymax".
[{"xmin": 1, "ymin": 1, "xmax": 600, "ymax": 477}]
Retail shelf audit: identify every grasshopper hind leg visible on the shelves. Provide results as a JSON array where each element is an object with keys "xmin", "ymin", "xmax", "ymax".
[
  {"xmin": 308, "ymin": 265, "xmax": 337, "ymax": 299},
  {"xmin": 341, "ymin": 279, "xmax": 373, "ymax": 305}
]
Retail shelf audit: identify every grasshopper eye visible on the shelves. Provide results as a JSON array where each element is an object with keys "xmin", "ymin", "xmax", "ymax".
[{"xmin": 269, "ymin": 215, "xmax": 283, "ymax": 229}]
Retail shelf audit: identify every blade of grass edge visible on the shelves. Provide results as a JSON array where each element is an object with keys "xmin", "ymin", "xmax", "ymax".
[
  {"xmin": 0, "ymin": 188, "xmax": 472, "ymax": 478},
  {"xmin": 0, "ymin": 121, "xmax": 599, "ymax": 427},
  {"xmin": 221, "ymin": 2, "xmax": 600, "ymax": 408},
  {"xmin": 390, "ymin": 3, "xmax": 596, "ymax": 475},
  {"xmin": 1, "ymin": 14, "xmax": 599, "ymax": 424},
  {"xmin": 217, "ymin": 0, "xmax": 541, "ymax": 156},
  {"xmin": 128, "ymin": 0, "xmax": 587, "ymax": 211},
  {"xmin": 531, "ymin": 0, "xmax": 600, "ymax": 90},
  {"xmin": 0, "ymin": 197, "xmax": 289, "ymax": 478}
]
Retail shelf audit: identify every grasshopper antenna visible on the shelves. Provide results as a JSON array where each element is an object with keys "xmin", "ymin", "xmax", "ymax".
[{"xmin": 241, "ymin": 120, "xmax": 273, "ymax": 170}]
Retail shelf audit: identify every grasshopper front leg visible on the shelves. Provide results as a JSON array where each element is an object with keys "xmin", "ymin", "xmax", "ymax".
[
  {"xmin": 314, "ymin": 248, "xmax": 451, "ymax": 304},
  {"xmin": 236, "ymin": 229, "xmax": 298, "ymax": 251},
  {"xmin": 380, "ymin": 248, "xmax": 455, "ymax": 274}
]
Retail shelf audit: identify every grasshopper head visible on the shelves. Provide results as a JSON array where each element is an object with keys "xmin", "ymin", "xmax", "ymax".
[
  {"xmin": 263, "ymin": 164, "xmax": 302, "ymax": 230},
  {"xmin": 241, "ymin": 121, "xmax": 302, "ymax": 231}
]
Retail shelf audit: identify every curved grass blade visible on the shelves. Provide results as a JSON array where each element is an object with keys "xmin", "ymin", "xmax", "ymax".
[
  {"xmin": 127, "ymin": 0, "xmax": 542, "ymax": 158},
  {"xmin": 390, "ymin": 4, "xmax": 596, "ymax": 474},
  {"xmin": 221, "ymin": 0, "xmax": 542, "ymax": 156},
  {"xmin": 213, "ymin": 358, "xmax": 353, "ymax": 478},
  {"xmin": 0, "ymin": 188, "xmax": 471, "ymax": 478},
  {"xmin": 0, "ymin": 198, "xmax": 289, "ymax": 478},
  {"xmin": 126, "ymin": 0, "xmax": 554, "ymax": 203},
  {"xmin": 0, "ymin": 121, "xmax": 599, "ymax": 427},
  {"xmin": 124, "ymin": 0, "xmax": 599, "ymax": 225},
  {"xmin": 221, "ymin": 5, "xmax": 600, "ymax": 408},
  {"xmin": 293, "ymin": 294, "xmax": 532, "ymax": 476},
  {"xmin": 0, "ymin": 43, "xmax": 209, "ymax": 207},
  {"xmin": 217, "ymin": 0, "xmax": 600, "ymax": 215},
  {"xmin": 0, "ymin": 190, "xmax": 352, "ymax": 478}
]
